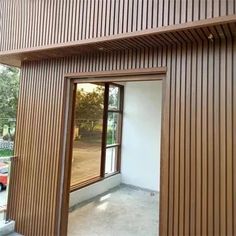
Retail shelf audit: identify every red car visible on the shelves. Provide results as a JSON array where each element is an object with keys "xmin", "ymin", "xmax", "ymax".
[{"xmin": 0, "ymin": 164, "xmax": 8, "ymax": 191}]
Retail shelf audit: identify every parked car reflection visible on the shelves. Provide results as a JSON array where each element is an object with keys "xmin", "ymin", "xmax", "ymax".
[{"xmin": 0, "ymin": 163, "xmax": 8, "ymax": 192}]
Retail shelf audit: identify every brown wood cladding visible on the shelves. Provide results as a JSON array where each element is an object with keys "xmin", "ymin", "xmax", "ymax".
[
  {"xmin": 1, "ymin": 15, "xmax": 236, "ymax": 68},
  {"xmin": 0, "ymin": 0, "xmax": 236, "ymax": 52},
  {"xmin": 7, "ymin": 37, "xmax": 236, "ymax": 235}
]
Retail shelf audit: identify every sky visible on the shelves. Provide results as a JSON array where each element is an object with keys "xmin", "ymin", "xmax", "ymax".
[
  {"xmin": 77, "ymin": 83, "xmax": 99, "ymax": 92},
  {"xmin": 0, "ymin": 64, "xmax": 4, "ymax": 72}
]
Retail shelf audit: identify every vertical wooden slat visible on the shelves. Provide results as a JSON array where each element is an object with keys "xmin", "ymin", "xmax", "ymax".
[
  {"xmin": 179, "ymin": 44, "xmax": 186, "ymax": 236},
  {"xmin": 214, "ymin": 0, "xmax": 220, "ymax": 17},
  {"xmin": 207, "ymin": 39, "xmax": 214, "ymax": 236},
  {"xmin": 190, "ymin": 43, "xmax": 197, "ymax": 236},
  {"xmin": 200, "ymin": 0, "xmax": 206, "ymax": 20},
  {"xmin": 220, "ymin": 38, "xmax": 227, "ymax": 236},
  {"xmin": 201, "ymin": 40, "xmax": 208, "ymax": 236},
  {"xmin": 78, "ymin": 0, "xmax": 84, "ymax": 40},
  {"xmin": 97, "ymin": 0, "xmax": 102, "ymax": 37},
  {"xmin": 226, "ymin": 37, "xmax": 233, "ymax": 236},
  {"xmin": 221, "ymin": 0, "xmax": 227, "ymax": 16},
  {"xmin": 173, "ymin": 45, "xmax": 181, "ymax": 235},
  {"xmin": 166, "ymin": 45, "xmax": 175, "ymax": 236},
  {"xmin": 122, "ymin": 0, "xmax": 128, "ymax": 33},
  {"xmin": 109, "ymin": 0, "xmax": 115, "ymax": 35},
  {"xmin": 147, "ymin": 0, "xmax": 153, "ymax": 29},
  {"xmin": 89, "ymin": 0, "xmax": 94, "ymax": 39},
  {"xmin": 175, "ymin": 0, "xmax": 181, "ymax": 24},
  {"xmin": 158, "ymin": 0, "xmax": 164, "ymax": 27},
  {"xmin": 233, "ymin": 37, "xmax": 236, "ymax": 236},
  {"xmin": 184, "ymin": 43, "xmax": 191, "ymax": 236},
  {"xmin": 207, "ymin": 0, "xmax": 213, "ymax": 19},
  {"xmin": 163, "ymin": 1, "xmax": 170, "ymax": 26},
  {"xmin": 214, "ymin": 40, "xmax": 220, "ymax": 236},
  {"xmin": 159, "ymin": 46, "xmax": 171, "ymax": 236},
  {"xmin": 196, "ymin": 42, "xmax": 202, "ymax": 236}
]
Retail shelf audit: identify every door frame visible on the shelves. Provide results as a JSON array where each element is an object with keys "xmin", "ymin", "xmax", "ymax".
[{"xmin": 57, "ymin": 67, "xmax": 167, "ymax": 236}]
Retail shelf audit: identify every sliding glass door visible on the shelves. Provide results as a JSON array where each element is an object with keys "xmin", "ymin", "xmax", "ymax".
[
  {"xmin": 70, "ymin": 83, "xmax": 105, "ymax": 189},
  {"xmin": 70, "ymin": 83, "xmax": 123, "ymax": 190}
]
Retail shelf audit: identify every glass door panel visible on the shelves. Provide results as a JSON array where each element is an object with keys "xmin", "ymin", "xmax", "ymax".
[
  {"xmin": 70, "ymin": 83, "xmax": 105, "ymax": 187},
  {"xmin": 105, "ymin": 84, "xmax": 123, "ymax": 176},
  {"xmin": 107, "ymin": 112, "xmax": 120, "ymax": 145}
]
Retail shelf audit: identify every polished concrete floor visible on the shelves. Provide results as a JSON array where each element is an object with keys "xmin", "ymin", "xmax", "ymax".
[{"xmin": 68, "ymin": 185, "xmax": 159, "ymax": 236}]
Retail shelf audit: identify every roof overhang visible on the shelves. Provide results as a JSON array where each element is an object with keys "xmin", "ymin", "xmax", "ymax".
[{"xmin": 0, "ymin": 15, "xmax": 236, "ymax": 67}]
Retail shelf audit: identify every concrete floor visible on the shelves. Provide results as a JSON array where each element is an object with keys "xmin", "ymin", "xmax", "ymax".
[{"xmin": 68, "ymin": 185, "xmax": 159, "ymax": 236}]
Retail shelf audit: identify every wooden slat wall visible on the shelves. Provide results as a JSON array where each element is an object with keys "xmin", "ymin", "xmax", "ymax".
[
  {"xmin": 161, "ymin": 38, "xmax": 236, "ymax": 236},
  {"xmin": 8, "ymin": 48, "xmax": 166, "ymax": 236},
  {"xmin": 0, "ymin": 0, "xmax": 236, "ymax": 52},
  {"xmin": 8, "ymin": 37, "xmax": 236, "ymax": 236}
]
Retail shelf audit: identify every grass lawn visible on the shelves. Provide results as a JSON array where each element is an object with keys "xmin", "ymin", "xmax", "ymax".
[{"xmin": 0, "ymin": 149, "xmax": 13, "ymax": 157}]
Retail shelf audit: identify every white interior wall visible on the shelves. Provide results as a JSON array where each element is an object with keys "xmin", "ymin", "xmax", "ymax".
[{"xmin": 121, "ymin": 81, "xmax": 162, "ymax": 191}]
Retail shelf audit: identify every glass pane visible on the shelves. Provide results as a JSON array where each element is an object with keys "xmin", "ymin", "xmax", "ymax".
[
  {"xmin": 105, "ymin": 147, "xmax": 118, "ymax": 175},
  {"xmin": 108, "ymin": 85, "xmax": 120, "ymax": 110},
  {"xmin": 107, "ymin": 112, "xmax": 120, "ymax": 145},
  {"xmin": 70, "ymin": 83, "xmax": 105, "ymax": 187}
]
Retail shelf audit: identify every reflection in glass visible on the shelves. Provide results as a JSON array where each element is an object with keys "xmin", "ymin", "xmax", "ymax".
[
  {"xmin": 108, "ymin": 85, "xmax": 120, "ymax": 110},
  {"xmin": 70, "ymin": 83, "xmax": 105, "ymax": 187},
  {"xmin": 107, "ymin": 112, "xmax": 120, "ymax": 145}
]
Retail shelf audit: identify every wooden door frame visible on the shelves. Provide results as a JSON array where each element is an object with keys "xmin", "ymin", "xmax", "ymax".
[{"xmin": 57, "ymin": 67, "xmax": 167, "ymax": 236}]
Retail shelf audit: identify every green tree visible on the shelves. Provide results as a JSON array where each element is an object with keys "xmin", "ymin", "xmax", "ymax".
[
  {"xmin": 74, "ymin": 86, "xmax": 104, "ymax": 132},
  {"xmin": 0, "ymin": 65, "xmax": 20, "ymax": 136}
]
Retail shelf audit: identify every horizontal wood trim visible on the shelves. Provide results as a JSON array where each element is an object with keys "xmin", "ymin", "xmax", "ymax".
[
  {"xmin": 66, "ymin": 67, "xmax": 167, "ymax": 78},
  {"xmin": 72, "ymin": 75, "xmax": 166, "ymax": 84},
  {"xmin": 70, "ymin": 176, "xmax": 102, "ymax": 192}
]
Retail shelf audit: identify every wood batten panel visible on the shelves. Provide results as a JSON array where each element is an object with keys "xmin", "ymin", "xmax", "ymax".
[
  {"xmin": 201, "ymin": 40, "xmax": 208, "ymax": 235},
  {"xmin": 226, "ymin": 36, "xmax": 234, "ymax": 236},
  {"xmin": 161, "ymin": 38, "xmax": 235, "ymax": 236},
  {"xmin": 214, "ymin": 39, "xmax": 221, "ymax": 236},
  {"xmin": 207, "ymin": 39, "xmax": 214, "ymax": 236},
  {"xmin": 6, "ymin": 37, "xmax": 236, "ymax": 236},
  {"xmin": 7, "ymin": 48, "xmax": 168, "ymax": 236},
  {"xmin": 233, "ymin": 37, "xmax": 236, "ymax": 236},
  {"xmin": 184, "ymin": 43, "xmax": 191, "ymax": 235},
  {"xmin": 0, "ymin": 0, "xmax": 236, "ymax": 52},
  {"xmin": 167, "ymin": 45, "xmax": 176, "ymax": 236},
  {"xmin": 190, "ymin": 43, "xmax": 197, "ymax": 235},
  {"xmin": 220, "ymin": 39, "xmax": 227, "ymax": 235},
  {"xmin": 159, "ymin": 46, "xmax": 171, "ymax": 236},
  {"xmin": 1, "ymin": 16, "xmax": 236, "ymax": 67},
  {"xmin": 173, "ymin": 45, "xmax": 181, "ymax": 235},
  {"xmin": 179, "ymin": 44, "xmax": 186, "ymax": 235}
]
